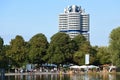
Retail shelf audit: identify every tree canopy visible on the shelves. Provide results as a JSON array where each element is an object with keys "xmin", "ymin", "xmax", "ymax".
[
  {"xmin": 109, "ymin": 27, "xmax": 120, "ymax": 66},
  {"xmin": 28, "ymin": 33, "xmax": 48, "ymax": 64},
  {"xmin": 96, "ymin": 47, "xmax": 111, "ymax": 64},
  {"xmin": 45, "ymin": 32, "xmax": 71, "ymax": 64},
  {"xmin": 1, "ymin": 25, "xmax": 120, "ymax": 69},
  {"xmin": 6, "ymin": 35, "xmax": 27, "ymax": 67},
  {"xmin": 0, "ymin": 37, "xmax": 5, "ymax": 68},
  {"xmin": 73, "ymin": 34, "xmax": 91, "ymax": 65}
]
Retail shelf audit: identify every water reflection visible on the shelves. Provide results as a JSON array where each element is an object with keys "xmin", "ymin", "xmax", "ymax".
[{"xmin": 5, "ymin": 73, "xmax": 119, "ymax": 80}]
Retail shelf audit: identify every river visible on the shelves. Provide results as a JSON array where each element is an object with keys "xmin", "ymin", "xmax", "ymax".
[{"xmin": 4, "ymin": 73, "xmax": 120, "ymax": 80}]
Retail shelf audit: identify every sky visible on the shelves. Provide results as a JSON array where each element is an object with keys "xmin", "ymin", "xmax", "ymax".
[{"xmin": 0, "ymin": 0, "xmax": 120, "ymax": 46}]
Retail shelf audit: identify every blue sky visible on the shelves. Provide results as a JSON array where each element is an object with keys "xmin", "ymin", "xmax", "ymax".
[{"xmin": 0, "ymin": 0, "xmax": 120, "ymax": 46}]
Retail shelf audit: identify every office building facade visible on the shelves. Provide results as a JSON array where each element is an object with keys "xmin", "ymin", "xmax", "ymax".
[{"xmin": 59, "ymin": 5, "xmax": 89, "ymax": 40}]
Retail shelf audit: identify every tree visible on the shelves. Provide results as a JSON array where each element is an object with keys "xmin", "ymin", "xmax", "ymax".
[
  {"xmin": 109, "ymin": 27, "xmax": 120, "ymax": 67},
  {"xmin": 0, "ymin": 37, "xmax": 5, "ymax": 68},
  {"xmin": 96, "ymin": 46, "xmax": 111, "ymax": 65},
  {"xmin": 73, "ymin": 51, "xmax": 85, "ymax": 65},
  {"xmin": 89, "ymin": 46, "xmax": 98, "ymax": 65},
  {"xmin": 3, "ymin": 45, "xmax": 11, "ymax": 69},
  {"xmin": 73, "ymin": 34, "xmax": 86, "ymax": 50},
  {"xmin": 28, "ymin": 33, "xmax": 48, "ymax": 65},
  {"xmin": 45, "ymin": 32, "xmax": 73, "ymax": 65},
  {"xmin": 73, "ymin": 34, "xmax": 91, "ymax": 65},
  {"xmin": 0, "ymin": 37, "xmax": 3, "ymax": 49},
  {"xmin": 65, "ymin": 40, "xmax": 78, "ymax": 63},
  {"xmin": 6, "ymin": 35, "xmax": 28, "ymax": 67}
]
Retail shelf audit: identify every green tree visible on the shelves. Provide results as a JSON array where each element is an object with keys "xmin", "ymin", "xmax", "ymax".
[
  {"xmin": 73, "ymin": 51, "xmax": 85, "ymax": 65},
  {"xmin": 45, "ymin": 32, "xmax": 73, "ymax": 65},
  {"xmin": 0, "ymin": 37, "xmax": 12, "ymax": 69},
  {"xmin": 6, "ymin": 35, "xmax": 28, "ymax": 67},
  {"xmin": 0, "ymin": 37, "xmax": 5, "ymax": 68},
  {"xmin": 73, "ymin": 34, "xmax": 91, "ymax": 65},
  {"xmin": 73, "ymin": 34, "xmax": 86, "ymax": 50},
  {"xmin": 89, "ymin": 46, "xmax": 98, "ymax": 65},
  {"xmin": 0, "ymin": 37, "xmax": 3, "ymax": 49},
  {"xmin": 28, "ymin": 33, "xmax": 48, "ymax": 65},
  {"xmin": 65, "ymin": 40, "xmax": 78, "ymax": 63},
  {"xmin": 3, "ymin": 45, "xmax": 11, "ymax": 69},
  {"xmin": 109, "ymin": 27, "xmax": 120, "ymax": 67},
  {"xmin": 96, "ymin": 46, "xmax": 111, "ymax": 65}
]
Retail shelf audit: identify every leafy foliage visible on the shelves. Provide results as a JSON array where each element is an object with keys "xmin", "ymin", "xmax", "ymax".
[
  {"xmin": 0, "ymin": 37, "xmax": 4, "ymax": 49},
  {"xmin": 73, "ymin": 34, "xmax": 91, "ymax": 65},
  {"xmin": 96, "ymin": 47, "xmax": 111, "ymax": 64},
  {"xmin": 45, "ymin": 32, "xmax": 71, "ymax": 64},
  {"xmin": 109, "ymin": 27, "xmax": 120, "ymax": 67},
  {"xmin": 1, "ymin": 25, "xmax": 120, "ymax": 68},
  {"xmin": 28, "ymin": 33, "xmax": 48, "ymax": 64},
  {"xmin": 6, "ymin": 35, "xmax": 28, "ymax": 67},
  {"xmin": 0, "ymin": 37, "xmax": 5, "ymax": 68}
]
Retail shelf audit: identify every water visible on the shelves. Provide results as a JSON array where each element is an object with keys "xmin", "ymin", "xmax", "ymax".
[{"xmin": 4, "ymin": 73, "xmax": 120, "ymax": 80}]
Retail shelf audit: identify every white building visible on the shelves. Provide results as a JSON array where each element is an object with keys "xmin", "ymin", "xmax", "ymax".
[{"xmin": 59, "ymin": 5, "xmax": 89, "ymax": 40}]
